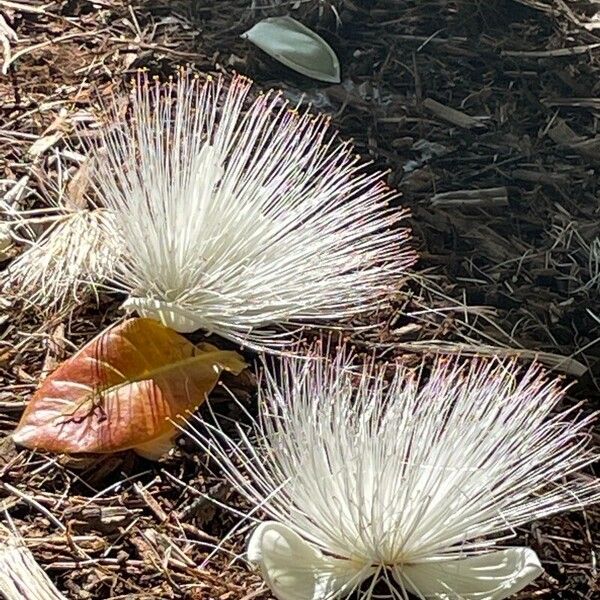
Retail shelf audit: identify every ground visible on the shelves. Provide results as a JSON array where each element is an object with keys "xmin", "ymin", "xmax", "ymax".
[{"xmin": 0, "ymin": 0, "xmax": 599, "ymax": 598}]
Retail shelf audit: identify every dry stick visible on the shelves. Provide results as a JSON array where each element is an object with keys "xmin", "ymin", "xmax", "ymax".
[
  {"xmin": 422, "ymin": 98, "xmax": 485, "ymax": 129},
  {"xmin": 0, "ymin": 1, "xmax": 51, "ymax": 12},
  {"xmin": 430, "ymin": 187, "xmax": 508, "ymax": 208},
  {"xmin": 2, "ymin": 30, "xmax": 107, "ymax": 75},
  {"xmin": 2, "ymin": 483, "xmax": 66, "ymax": 532},
  {"xmin": 501, "ymin": 42, "xmax": 600, "ymax": 57}
]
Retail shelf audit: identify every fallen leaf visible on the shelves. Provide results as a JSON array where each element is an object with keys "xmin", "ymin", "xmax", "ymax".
[
  {"xmin": 28, "ymin": 132, "xmax": 62, "ymax": 158},
  {"xmin": 0, "ymin": 223, "xmax": 13, "ymax": 260},
  {"xmin": 65, "ymin": 159, "xmax": 91, "ymax": 210},
  {"xmin": 13, "ymin": 318, "xmax": 246, "ymax": 459},
  {"xmin": 242, "ymin": 16, "xmax": 341, "ymax": 83}
]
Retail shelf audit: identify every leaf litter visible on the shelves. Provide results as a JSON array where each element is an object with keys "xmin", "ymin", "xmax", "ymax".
[{"xmin": 0, "ymin": 0, "xmax": 599, "ymax": 598}]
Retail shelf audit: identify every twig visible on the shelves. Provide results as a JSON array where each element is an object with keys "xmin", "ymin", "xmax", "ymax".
[
  {"xmin": 0, "ymin": 1, "xmax": 52, "ymax": 13},
  {"xmin": 2, "ymin": 30, "xmax": 107, "ymax": 75},
  {"xmin": 430, "ymin": 187, "xmax": 508, "ymax": 208},
  {"xmin": 2, "ymin": 484, "xmax": 66, "ymax": 532},
  {"xmin": 423, "ymin": 98, "xmax": 485, "ymax": 129},
  {"xmin": 502, "ymin": 43, "xmax": 600, "ymax": 57}
]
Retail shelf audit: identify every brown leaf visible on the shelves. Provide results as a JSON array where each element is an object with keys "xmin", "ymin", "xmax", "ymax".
[
  {"xmin": 65, "ymin": 160, "xmax": 91, "ymax": 210},
  {"xmin": 28, "ymin": 132, "xmax": 62, "ymax": 158},
  {"xmin": 13, "ymin": 318, "xmax": 246, "ymax": 459}
]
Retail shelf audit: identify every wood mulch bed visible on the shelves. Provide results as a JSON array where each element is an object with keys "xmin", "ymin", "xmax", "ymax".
[{"xmin": 0, "ymin": 1, "xmax": 598, "ymax": 598}]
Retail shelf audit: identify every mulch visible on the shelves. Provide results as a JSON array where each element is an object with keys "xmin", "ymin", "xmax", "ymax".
[{"xmin": 0, "ymin": 0, "xmax": 599, "ymax": 598}]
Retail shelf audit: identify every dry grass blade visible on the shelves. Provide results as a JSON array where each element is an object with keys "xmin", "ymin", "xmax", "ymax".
[
  {"xmin": 0, "ymin": 530, "xmax": 67, "ymax": 600},
  {"xmin": 390, "ymin": 339, "xmax": 588, "ymax": 377}
]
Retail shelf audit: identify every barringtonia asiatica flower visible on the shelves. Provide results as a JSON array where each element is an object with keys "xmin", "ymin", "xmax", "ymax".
[
  {"xmin": 91, "ymin": 72, "xmax": 415, "ymax": 351},
  {"xmin": 1, "ymin": 206, "xmax": 116, "ymax": 315},
  {"xmin": 189, "ymin": 349, "xmax": 600, "ymax": 599}
]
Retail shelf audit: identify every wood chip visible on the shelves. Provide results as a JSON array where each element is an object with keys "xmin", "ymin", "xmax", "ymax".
[
  {"xmin": 430, "ymin": 187, "xmax": 508, "ymax": 208},
  {"xmin": 28, "ymin": 133, "xmax": 62, "ymax": 158},
  {"xmin": 547, "ymin": 120, "xmax": 600, "ymax": 160},
  {"xmin": 423, "ymin": 98, "xmax": 484, "ymax": 129}
]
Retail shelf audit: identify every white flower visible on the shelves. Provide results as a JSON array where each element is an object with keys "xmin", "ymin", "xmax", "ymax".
[
  {"xmin": 189, "ymin": 350, "xmax": 600, "ymax": 600},
  {"xmin": 1, "ymin": 208, "xmax": 116, "ymax": 315},
  {"xmin": 91, "ymin": 72, "xmax": 415, "ymax": 350}
]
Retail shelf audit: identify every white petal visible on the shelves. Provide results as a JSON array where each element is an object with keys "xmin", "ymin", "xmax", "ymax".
[
  {"xmin": 121, "ymin": 297, "xmax": 204, "ymax": 333},
  {"xmin": 241, "ymin": 17, "xmax": 341, "ymax": 83},
  {"xmin": 248, "ymin": 522, "xmax": 368, "ymax": 600},
  {"xmin": 394, "ymin": 548, "xmax": 543, "ymax": 600}
]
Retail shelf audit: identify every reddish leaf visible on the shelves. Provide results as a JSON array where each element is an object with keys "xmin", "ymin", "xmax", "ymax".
[{"xmin": 13, "ymin": 318, "xmax": 246, "ymax": 459}]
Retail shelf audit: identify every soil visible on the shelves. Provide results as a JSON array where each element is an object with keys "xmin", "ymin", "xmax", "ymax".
[{"xmin": 0, "ymin": 1, "xmax": 598, "ymax": 598}]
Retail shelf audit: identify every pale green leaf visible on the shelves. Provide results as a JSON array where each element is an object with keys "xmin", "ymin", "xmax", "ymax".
[{"xmin": 242, "ymin": 16, "xmax": 341, "ymax": 84}]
